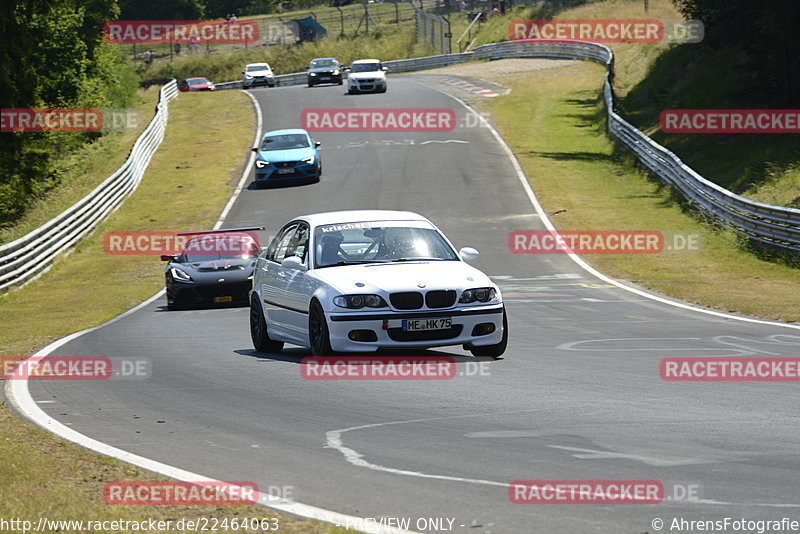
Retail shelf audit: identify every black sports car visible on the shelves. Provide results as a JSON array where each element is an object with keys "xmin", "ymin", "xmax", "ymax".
[
  {"xmin": 161, "ymin": 227, "xmax": 263, "ymax": 310},
  {"xmin": 307, "ymin": 57, "xmax": 343, "ymax": 87}
]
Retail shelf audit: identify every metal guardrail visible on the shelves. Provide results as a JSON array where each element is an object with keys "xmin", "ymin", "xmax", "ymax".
[
  {"xmin": 7, "ymin": 40, "xmax": 799, "ymax": 294},
  {"xmin": 219, "ymin": 39, "xmax": 800, "ymax": 253},
  {"xmin": 0, "ymin": 80, "xmax": 180, "ymax": 291}
]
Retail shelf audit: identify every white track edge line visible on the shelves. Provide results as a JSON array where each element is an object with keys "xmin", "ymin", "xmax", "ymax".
[
  {"xmin": 421, "ymin": 77, "xmax": 800, "ymax": 331},
  {"xmin": 4, "ymin": 89, "xmax": 416, "ymax": 534}
]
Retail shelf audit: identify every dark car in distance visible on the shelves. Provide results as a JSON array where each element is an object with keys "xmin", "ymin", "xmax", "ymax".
[
  {"xmin": 307, "ymin": 57, "xmax": 343, "ymax": 87},
  {"xmin": 162, "ymin": 228, "xmax": 263, "ymax": 309}
]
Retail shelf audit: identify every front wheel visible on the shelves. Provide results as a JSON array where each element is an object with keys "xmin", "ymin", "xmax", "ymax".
[
  {"xmin": 470, "ymin": 310, "xmax": 507, "ymax": 359},
  {"xmin": 309, "ymin": 300, "xmax": 333, "ymax": 356},
  {"xmin": 250, "ymin": 296, "xmax": 284, "ymax": 352}
]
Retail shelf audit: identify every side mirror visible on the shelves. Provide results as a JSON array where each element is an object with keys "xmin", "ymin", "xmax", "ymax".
[
  {"xmin": 241, "ymin": 71, "xmax": 245, "ymax": 74},
  {"xmin": 161, "ymin": 254, "xmax": 180, "ymax": 262},
  {"xmin": 281, "ymin": 256, "xmax": 307, "ymax": 271},
  {"xmin": 459, "ymin": 247, "xmax": 479, "ymax": 261},
  {"xmin": 314, "ymin": 141, "xmax": 321, "ymax": 148},
  {"xmin": 252, "ymin": 147, "xmax": 259, "ymax": 152}
]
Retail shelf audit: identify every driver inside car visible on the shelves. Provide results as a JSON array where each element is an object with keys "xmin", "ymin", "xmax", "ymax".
[
  {"xmin": 381, "ymin": 227, "xmax": 424, "ymax": 259},
  {"xmin": 317, "ymin": 232, "xmax": 345, "ymax": 265}
]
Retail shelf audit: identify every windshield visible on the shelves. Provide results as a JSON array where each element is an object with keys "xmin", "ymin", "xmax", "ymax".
[
  {"xmin": 246, "ymin": 65, "xmax": 269, "ymax": 72},
  {"xmin": 350, "ymin": 63, "xmax": 381, "ymax": 73},
  {"xmin": 260, "ymin": 134, "xmax": 309, "ymax": 151},
  {"xmin": 314, "ymin": 221, "xmax": 458, "ymax": 268},
  {"xmin": 183, "ymin": 236, "xmax": 259, "ymax": 262},
  {"xmin": 188, "ymin": 78, "xmax": 209, "ymax": 85},
  {"xmin": 311, "ymin": 59, "xmax": 337, "ymax": 69}
]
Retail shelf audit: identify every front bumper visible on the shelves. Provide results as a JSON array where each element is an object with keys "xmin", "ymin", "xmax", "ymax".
[
  {"xmin": 348, "ymin": 79, "xmax": 386, "ymax": 93},
  {"xmin": 325, "ymin": 304, "xmax": 505, "ymax": 352},
  {"xmin": 255, "ymin": 162, "xmax": 319, "ymax": 182},
  {"xmin": 166, "ymin": 279, "xmax": 251, "ymax": 308},
  {"xmin": 309, "ymin": 73, "xmax": 342, "ymax": 85},
  {"xmin": 244, "ymin": 77, "xmax": 275, "ymax": 87}
]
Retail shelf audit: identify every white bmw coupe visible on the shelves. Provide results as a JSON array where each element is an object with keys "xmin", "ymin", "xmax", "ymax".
[{"xmin": 249, "ymin": 210, "xmax": 507, "ymax": 357}]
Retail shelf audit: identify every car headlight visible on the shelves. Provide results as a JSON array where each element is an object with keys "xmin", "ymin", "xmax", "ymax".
[
  {"xmin": 245, "ymin": 74, "xmax": 252, "ymax": 79},
  {"xmin": 458, "ymin": 287, "xmax": 497, "ymax": 304},
  {"xmin": 333, "ymin": 294, "xmax": 388, "ymax": 309},
  {"xmin": 255, "ymin": 160, "xmax": 269, "ymax": 168},
  {"xmin": 301, "ymin": 155, "xmax": 315, "ymax": 164},
  {"xmin": 332, "ymin": 70, "xmax": 340, "ymax": 75},
  {"xmin": 310, "ymin": 72, "xmax": 317, "ymax": 76},
  {"xmin": 170, "ymin": 267, "xmax": 193, "ymax": 282}
]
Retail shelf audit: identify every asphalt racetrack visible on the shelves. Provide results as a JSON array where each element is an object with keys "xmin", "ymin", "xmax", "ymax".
[{"xmin": 23, "ymin": 74, "xmax": 800, "ymax": 533}]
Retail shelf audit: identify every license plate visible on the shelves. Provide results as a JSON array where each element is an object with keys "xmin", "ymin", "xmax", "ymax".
[
  {"xmin": 277, "ymin": 168, "xmax": 294, "ymax": 174},
  {"xmin": 214, "ymin": 296, "xmax": 233, "ymax": 303},
  {"xmin": 403, "ymin": 318, "xmax": 452, "ymax": 331}
]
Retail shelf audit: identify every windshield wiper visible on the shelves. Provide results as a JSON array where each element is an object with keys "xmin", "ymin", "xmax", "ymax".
[
  {"xmin": 390, "ymin": 257, "xmax": 445, "ymax": 262},
  {"xmin": 320, "ymin": 260, "xmax": 388, "ymax": 267}
]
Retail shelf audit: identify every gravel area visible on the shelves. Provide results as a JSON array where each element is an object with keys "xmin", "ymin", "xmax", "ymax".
[{"xmin": 419, "ymin": 57, "xmax": 576, "ymax": 79}]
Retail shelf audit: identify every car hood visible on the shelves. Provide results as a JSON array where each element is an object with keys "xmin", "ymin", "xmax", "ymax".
[
  {"xmin": 311, "ymin": 260, "xmax": 495, "ymax": 295},
  {"xmin": 349, "ymin": 70, "xmax": 386, "ymax": 80},
  {"xmin": 246, "ymin": 70, "xmax": 272, "ymax": 77},
  {"xmin": 258, "ymin": 147, "xmax": 315, "ymax": 163}
]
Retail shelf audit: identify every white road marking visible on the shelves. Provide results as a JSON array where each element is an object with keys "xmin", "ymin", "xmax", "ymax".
[
  {"xmin": 6, "ymin": 90, "xmax": 416, "ymax": 534},
  {"xmin": 491, "ymin": 273, "xmax": 584, "ymax": 280},
  {"xmin": 326, "ymin": 414, "xmax": 800, "ymax": 507},
  {"xmin": 433, "ymin": 84, "xmax": 800, "ymax": 331}
]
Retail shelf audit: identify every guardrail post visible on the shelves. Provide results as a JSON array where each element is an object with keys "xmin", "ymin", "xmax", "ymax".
[
  {"xmin": 0, "ymin": 79, "xmax": 181, "ymax": 292},
  {"xmin": 335, "ymin": 6, "xmax": 345, "ymax": 36}
]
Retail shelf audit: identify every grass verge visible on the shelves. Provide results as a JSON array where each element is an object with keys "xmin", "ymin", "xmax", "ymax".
[
  {"xmin": 0, "ymin": 90, "xmax": 342, "ymax": 533},
  {"xmin": 141, "ymin": 23, "xmax": 432, "ymax": 84},
  {"xmin": 466, "ymin": 0, "xmax": 800, "ymax": 207},
  {"xmin": 478, "ymin": 60, "xmax": 800, "ymax": 321},
  {"xmin": 0, "ymin": 89, "xmax": 159, "ymax": 245}
]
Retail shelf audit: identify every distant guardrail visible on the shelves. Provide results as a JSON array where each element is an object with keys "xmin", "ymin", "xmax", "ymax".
[
  {"xmin": 218, "ymin": 39, "xmax": 800, "ymax": 253},
  {"xmin": 7, "ymin": 40, "xmax": 798, "ymax": 295},
  {"xmin": 0, "ymin": 80, "xmax": 180, "ymax": 291}
]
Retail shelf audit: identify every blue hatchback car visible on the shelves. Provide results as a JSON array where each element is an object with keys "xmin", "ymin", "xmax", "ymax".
[{"xmin": 252, "ymin": 128, "xmax": 321, "ymax": 185}]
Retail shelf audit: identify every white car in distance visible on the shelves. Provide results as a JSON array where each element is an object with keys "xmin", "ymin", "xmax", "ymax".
[
  {"xmin": 345, "ymin": 59, "xmax": 387, "ymax": 94},
  {"xmin": 249, "ymin": 210, "xmax": 507, "ymax": 357},
  {"xmin": 242, "ymin": 62, "xmax": 276, "ymax": 88}
]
